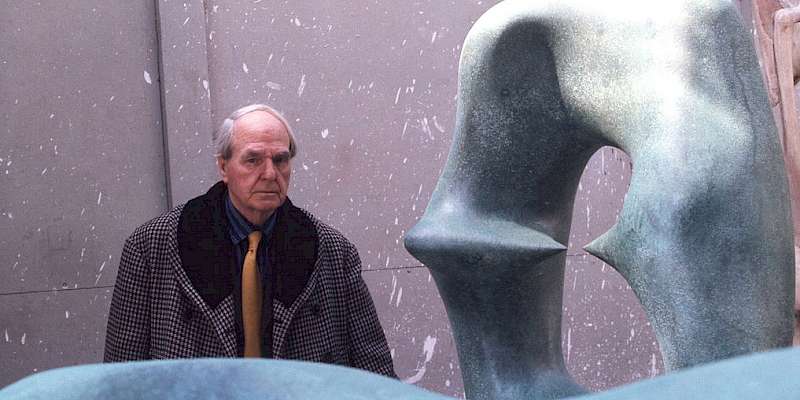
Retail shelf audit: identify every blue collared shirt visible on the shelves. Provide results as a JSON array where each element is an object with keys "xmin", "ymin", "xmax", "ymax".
[{"xmin": 223, "ymin": 194, "xmax": 277, "ymax": 286}]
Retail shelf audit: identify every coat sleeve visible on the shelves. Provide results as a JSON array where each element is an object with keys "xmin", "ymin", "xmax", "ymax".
[
  {"xmin": 104, "ymin": 236, "xmax": 151, "ymax": 362},
  {"xmin": 343, "ymin": 243, "xmax": 397, "ymax": 378}
]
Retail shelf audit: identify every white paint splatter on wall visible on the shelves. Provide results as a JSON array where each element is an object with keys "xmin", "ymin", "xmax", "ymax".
[
  {"xmin": 297, "ymin": 74, "xmax": 307, "ymax": 97},
  {"xmin": 403, "ymin": 335, "xmax": 438, "ymax": 384}
]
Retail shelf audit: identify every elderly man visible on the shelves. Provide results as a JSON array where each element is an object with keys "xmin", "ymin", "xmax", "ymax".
[{"xmin": 104, "ymin": 104, "xmax": 395, "ymax": 377}]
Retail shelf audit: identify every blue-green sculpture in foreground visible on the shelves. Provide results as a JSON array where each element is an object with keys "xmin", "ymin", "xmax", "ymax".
[
  {"xmin": 404, "ymin": 0, "xmax": 795, "ymax": 399},
  {"xmin": 1, "ymin": 349, "xmax": 800, "ymax": 399},
  {"xmin": 1, "ymin": 1, "xmax": 796, "ymax": 399}
]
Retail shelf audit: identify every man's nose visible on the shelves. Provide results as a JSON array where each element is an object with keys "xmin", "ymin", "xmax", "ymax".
[{"xmin": 260, "ymin": 159, "xmax": 277, "ymax": 180}]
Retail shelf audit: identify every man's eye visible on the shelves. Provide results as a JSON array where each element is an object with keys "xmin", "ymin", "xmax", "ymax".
[
  {"xmin": 245, "ymin": 158, "xmax": 259, "ymax": 164},
  {"xmin": 274, "ymin": 155, "xmax": 289, "ymax": 164}
]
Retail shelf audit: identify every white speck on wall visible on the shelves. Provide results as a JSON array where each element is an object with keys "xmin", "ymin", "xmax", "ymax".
[
  {"xmin": 49, "ymin": 113, "xmax": 55, "ymax": 119},
  {"xmin": 421, "ymin": 117, "xmax": 433, "ymax": 140},
  {"xmin": 144, "ymin": 70, "xmax": 152, "ymax": 84},
  {"xmin": 293, "ymin": 17, "xmax": 301, "ymax": 26},
  {"xmin": 585, "ymin": 202, "xmax": 591, "ymax": 230},
  {"xmin": 566, "ymin": 327, "xmax": 572, "ymax": 362},
  {"xmin": 650, "ymin": 353, "xmax": 658, "ymax": 377},
  {"xmin": 321, "ymin": 128, "xmax": 329, "ymax": 139},
  {"xmin": 97, "ymin": 192, "xmax": 102, "ymax": 205},
  {"xmin": 422, "ymin": 336, "xmax": 437, "ymax": 363},
  {"xmin": 202, "ymin": 80, "xmax": 210, "ymax": 98},
  {"xmin": 572, "ymin": 271, "xmax": 578, "ymax": 290},
  {"xmin": 21, "ymin": 333, "xmax": 26, "ymax": 345},
  {"xmin": 394, "ymin": 87, "xmax": 401, "ymax": 105},
  {"xmin": 266, "ymin": 81, "xmax": 282, "ymax": 90},
  {"xmin": 65, "ymin": 311, "xmax": 70, "ymax": 319},
  {"xmin": 445, "ymin": 380, "xmax": 451, "ymax": 387},
  {"xmin": 431, "ymin": 31, "xmax": 438, "ymax": 44},
  {"xmin": 182, "ymin": 16, "xmax": 190, "ymax": 26},
  {"xmin": 4, "ymin": 329, "xmax": 8, "ymax": 342},
  {"xmin": 395, "ymin": 287, "xmax": 403, "ymax": 307},
  {"xmin": 302, "ymin": 163, "xmax": 309, "ymax": 170},
  {"xmin": 99, "ymin": 261, "xmax": 106, "ymax": 273},
  {"xmin": 403, "ymin": 335, "xmax": 438, "ymax": 384},
  {"xmin": 432, "ymin": 115, "xmax": 445, "ymax": 133},
  {"xmin": 40, "ymin": 168, "xmax": 47, "ymax": 175},
  {"xmin": 297, "ymin": 74, "xmax": 307, "ymax": 97},
  {"xmin": 389, "ymin": 274, "xmax": 397, "ymax": 304},
  {"xmin": 242, "ymin": 63, "xmax": 249, "ymax": 73}
]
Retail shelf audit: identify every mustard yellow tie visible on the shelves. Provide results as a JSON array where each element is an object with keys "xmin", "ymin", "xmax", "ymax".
[{"xmin": 242, "ymin": 230, "xmax": 263, "ymax": 358}]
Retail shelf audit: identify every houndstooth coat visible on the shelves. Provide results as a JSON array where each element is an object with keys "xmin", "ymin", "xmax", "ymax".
[{"xmin": 104, "ymin": 182, "xmax": 395, "ymax": 377}]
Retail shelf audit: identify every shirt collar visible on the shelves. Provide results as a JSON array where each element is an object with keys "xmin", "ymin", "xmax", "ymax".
[{"xmin": 224, "ymin": 193, "xmax": 277, "ymax": 245}]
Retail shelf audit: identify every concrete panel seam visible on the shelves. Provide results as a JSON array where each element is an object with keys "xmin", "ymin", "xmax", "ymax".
[
  {"xmin": 153, "ymin": 0, "xmax": 173, "ymax": 208},
  {"xmin": 0, "ymin": 285, "xmax": 114, "ymax": 297}
]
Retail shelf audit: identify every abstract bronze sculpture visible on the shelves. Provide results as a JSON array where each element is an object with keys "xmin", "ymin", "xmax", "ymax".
[{"xmin": 404, "ymin": 0, "xmax": 795, "ymax": 399}]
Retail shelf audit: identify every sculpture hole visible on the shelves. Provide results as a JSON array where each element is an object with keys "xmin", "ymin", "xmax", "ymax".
[{"xmin": 561, "ymin": 146, "xmax": 664, "ymax": 390}]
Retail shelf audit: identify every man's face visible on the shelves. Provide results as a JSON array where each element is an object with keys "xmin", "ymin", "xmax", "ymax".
[{"xmin": 217, "ymin": 111, "xmax": 292, "ymax": 225}]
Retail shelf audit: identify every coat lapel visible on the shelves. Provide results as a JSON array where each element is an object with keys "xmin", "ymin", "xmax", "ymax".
[
  {"xmin": 174, "ymin": 182, "xmax": 238, "ymax": 356},
  {"xmin": 177, "ymin": 181, "xmax": 234, "ymax": 309},
  {"xmin": 269, "ymin": 202, "xmax": 320, "ymax": 357}
]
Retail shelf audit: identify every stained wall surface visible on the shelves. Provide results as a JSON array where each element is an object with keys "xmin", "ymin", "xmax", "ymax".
[
  {"xmin": 7, "ymin": 0, "xmax": 767, "ymax": 396},
  {"xmin": 0, "ymin": 0, "xmax": 166, "ymax": 385}
]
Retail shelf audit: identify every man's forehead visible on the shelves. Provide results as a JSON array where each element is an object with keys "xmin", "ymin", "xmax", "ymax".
[
  {"xmin": 234, "ymin": 111, "xmax": 289, "ymax": 136},
  {"xmin": 232, "ymin": 111, "xmax": 290, "ymax": 145}
]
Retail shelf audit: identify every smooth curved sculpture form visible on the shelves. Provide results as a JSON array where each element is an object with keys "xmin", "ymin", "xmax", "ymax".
[
  {"xmin": 404, "ymin": 1, "xmax": 795, "ymax": 399},
  {"xmin": 2, "ymin": 350, "xmax": 800, "ymax": 400}
]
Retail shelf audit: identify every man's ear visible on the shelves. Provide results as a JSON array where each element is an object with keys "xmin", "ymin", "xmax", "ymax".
[{"xmin": 216, "ymin": 156, "xmax": 229, "ymax": 183}]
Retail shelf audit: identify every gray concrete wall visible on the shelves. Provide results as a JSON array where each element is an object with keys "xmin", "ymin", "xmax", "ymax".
[
  {"xmin": 0, "ymin": 0, "xmax": 675, "ymax": 396},
  {"xmin": 0, "ymin": 0, "xmax": 166, "ymax": 384}
]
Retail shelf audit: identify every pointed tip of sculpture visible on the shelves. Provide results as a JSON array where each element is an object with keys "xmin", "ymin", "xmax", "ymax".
[
  {"xmin": 404, "ymin": 214, "xmax": 567, "ymax": 269},
  {"xmin": 535, "ymin": 232, "xmax": 567, "ymax": 254},
  {"xmin": 584, "ymin": 229, "xmax": 615, "ymax": 267}
]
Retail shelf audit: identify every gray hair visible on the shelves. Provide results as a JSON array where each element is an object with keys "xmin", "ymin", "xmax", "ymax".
[{"xmin": 213, "ymin": 104, "xmax": 298, "ymax": 160}]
